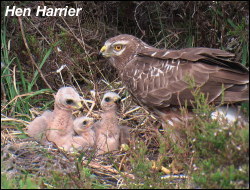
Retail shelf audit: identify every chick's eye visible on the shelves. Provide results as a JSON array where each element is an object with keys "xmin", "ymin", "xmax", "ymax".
[
  {"xmin": 105, "ymin": 97, "xmax": 110, "ymax": 102},
  {"xmin": 82, "ymin": 121, "xmax": 87, "ymax": 125},
  {"xmin": 114, "ymin": 45, "xmax": 123, "ymax": 51},
  {"xmin": 66, "ymin": 99, "xmax": 74, "ymax": 105}
]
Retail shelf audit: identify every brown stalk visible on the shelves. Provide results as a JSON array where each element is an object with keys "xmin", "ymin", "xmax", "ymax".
[{"xmin": 17, "ymin": 16, "xmax": 52, "ymax": 90}]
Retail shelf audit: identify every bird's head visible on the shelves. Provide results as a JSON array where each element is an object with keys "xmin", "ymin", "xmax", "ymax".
[
  {"xmin": 73, "ymin": 116, "xmax": 94, "ymax": 134},
  {"xmin": 55, "ymin": 87, "xmax": 83, "ymax": 111},
  {"xmin": 99, "ymin": 34, "xmax": 145, "ymax": 68},
  {"xmin": 101, "ymin": 91, "xmax": 121, "ymax": 111}
]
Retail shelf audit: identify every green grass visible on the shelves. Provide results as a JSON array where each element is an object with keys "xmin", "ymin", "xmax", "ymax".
[
  {"xmin": 1, "ymin": 17, "xmax": 54, "ymax": 117},
  {"xmin": 118, "ymin": 75, "xmax": 249, "ymax": 189},
  {"xmin": 1, "ymin": 164, "xmax": 106, "ymax": 189},
  {"xmin": 1, "ymin": 173, "xmax": 43, "ymax": 189}
]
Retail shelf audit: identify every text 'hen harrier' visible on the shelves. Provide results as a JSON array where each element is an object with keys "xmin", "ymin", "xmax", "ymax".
[{"xmin": 99, "ymin": 34, "xmax": 249, "ymax": 141}]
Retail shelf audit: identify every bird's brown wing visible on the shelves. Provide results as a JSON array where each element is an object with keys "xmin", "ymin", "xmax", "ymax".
[
  {"xmin": 139, "ymin": 47, "xmax": 248, "ymax": 72},
  {"xmin": 122, "ymin": 48, "xmax": 248, "ymax": 109}
]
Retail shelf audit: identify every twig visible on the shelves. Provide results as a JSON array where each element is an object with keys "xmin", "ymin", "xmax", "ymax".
[
  {"xmin": 1, "ymin": 92, "xmax": 35, "ymax": 112},
  {"xmin": 17, "ymin": 16, "xmax": 52, "ymax": 90},
  {"xmin": 124, "ymin": 106, "xmax": 142, "ymax": 115},
  {"xmin": 82, "ymin": 159, "xmax": 118, "ymax": 174},
  {"xmin": 118, "ymin": 154, "xmax": 127, "ymax": 171},
  {"xmin": 134, "ymin": 2, "xmax": 146, "ymax": 38},
  {"xmin": 13, "ymin": 65, "xmax": 18, "ymax": 95},
  {"xmin": 61, "ymin": 14, "xmax": 97, "ymax": 95},
  {"xmin": 56, "ymin": 22, "xmax": 93, "ymax": 51},
  {"xmin": 82, "ymin": 159, "xmax": 135, "ymax": 179},
  {"xmin": 24, "ymin": 16, "xmax": 51, "ymax": 45},
  {"xmin": 86, "ymin": 101, "xmax": 96, "ymax": 117},
  {"xmin": 1, "ymin": 117, "xmax": 30, "ymax": 125}
]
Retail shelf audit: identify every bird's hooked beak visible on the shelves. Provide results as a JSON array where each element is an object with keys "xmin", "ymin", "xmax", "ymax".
[
  {"xmin": 88, "ymin": 118, "xmax": 95, "ymax": 126},
  {"xmin": 114, "ymin": 96, "xmax": 121, "ymax": 104},
  {"xmin": 75, "ymin": 102, "xmax": 83, "ymax": 109},
  {"xmin": 114, "ymin": 96, "xmax": 121, "ymax": 111},
  {"xmin": 99, "ymin": 45, "xmax": 108, "ymax": 58},
  {"xmin": 100, "ymin": 45, "xmax": 107, "ymax": 54}
]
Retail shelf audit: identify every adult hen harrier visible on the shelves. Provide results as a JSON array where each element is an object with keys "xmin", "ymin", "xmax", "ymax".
[{"xmin": 99, "ymin": 34, "xmax": 249, "ymax": 141}]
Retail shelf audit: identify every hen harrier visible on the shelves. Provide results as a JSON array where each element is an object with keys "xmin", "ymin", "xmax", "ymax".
[{"xmin": 99, "ymin": 34, "xmax": 249, "ymax": 142}]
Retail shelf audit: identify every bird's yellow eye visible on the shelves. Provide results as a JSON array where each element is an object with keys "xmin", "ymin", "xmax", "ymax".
[{"xmin": 114, "ymin": 45, "xmax": 123, "ymax": 51}]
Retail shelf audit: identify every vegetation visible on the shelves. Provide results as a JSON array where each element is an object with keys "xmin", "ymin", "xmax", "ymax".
[{"xmin": 1, "ymin": 1, "xmax": 249, "ymax": 189}]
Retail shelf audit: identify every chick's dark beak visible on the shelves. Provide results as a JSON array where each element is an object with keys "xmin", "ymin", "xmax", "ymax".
[
  {"xmin": 114, "ymin": 98, "xmax": 121, "ymax": 104},
  {"xmin": 114, "ymin": 98, "xmax": 121, "ymax": 111}
]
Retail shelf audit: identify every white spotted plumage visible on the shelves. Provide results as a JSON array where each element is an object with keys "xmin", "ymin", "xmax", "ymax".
[
  {"xmin": 99, "ymin": 34, "xmax": 249, "ymax": 144},
  {"xmin": 151, "ymin": 52, "xmax": 157, "ymax": 56}
]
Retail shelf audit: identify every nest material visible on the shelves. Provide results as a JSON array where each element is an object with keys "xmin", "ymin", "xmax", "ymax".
[{"xmin": 1, "ymin": 137, "xmax": 133, "ymax": 187}]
